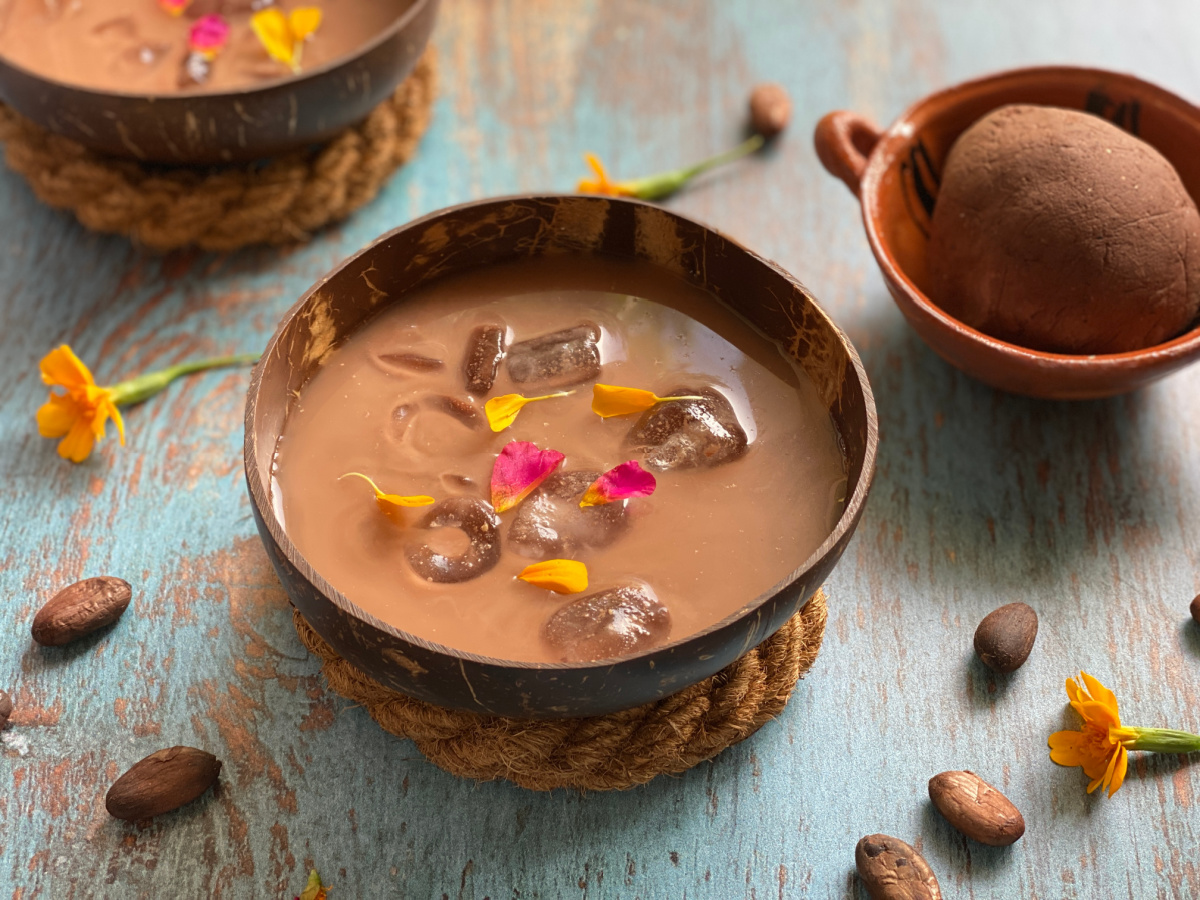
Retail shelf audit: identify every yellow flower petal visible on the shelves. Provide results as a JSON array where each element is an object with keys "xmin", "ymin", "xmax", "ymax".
[
  {"xmin": 1108, "ymin": 745, "xmax": 1129, "ymax": 797},
  {"xmin": 1048, "ymin": 730, "xmax": 1091, "ymax": 768},
  {"xmin": 517, "ymin": 559, "xmax": 588, "ymax": 594},
  {"xmin": 37, "ymin": 392, "xmax": 82, "ymax": 438},
  {"xmin": 251, "ymin": 8, "xmax": 295, "ymax": 66},
  {"xmin": 484, "ymin": 391, "xmax": 573, "ymax": 432},
  {"xmin": 58, "ymin": 417, "xmax": 97, "ymax": 462},
  {"xmin": 590, "ymin": 384, "xmax": 705, "ymax": 418},
  {"xmin": 40, "ymin": 345, "xmax": 95, "ymax": 391},
  {"xmin": 1080, "ymin": 671, "xmax": 1122, "ymax": 724},
  {"xmin": 340, "ymin": 472, "xmax": 434, "ymax": 517},
  {"xmin": 289, "ymin": 8, "xmax": 322, "ymax": 42}
]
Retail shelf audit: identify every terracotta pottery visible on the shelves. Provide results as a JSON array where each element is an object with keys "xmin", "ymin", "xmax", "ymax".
[
  {"xmin": 815, "ymin": 66, "xmax": 1200, "ymax": 399},
  {"xmin": 0, "ymin": 0, "xmax": 437, "ymax": 165},
  {"xmin": 244, "ymin": 195, "xmax": 878, "ymax": 719}
]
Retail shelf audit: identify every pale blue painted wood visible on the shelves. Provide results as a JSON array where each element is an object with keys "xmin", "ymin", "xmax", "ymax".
[{"xmin": 2, "ymin": 1, "xmax": 1199, "ymax": 897}]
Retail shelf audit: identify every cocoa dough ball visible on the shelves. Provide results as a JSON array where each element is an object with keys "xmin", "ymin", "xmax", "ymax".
[{"xmin": 927, "ymin": 104, "xmax": 1200, "ymax": 354}]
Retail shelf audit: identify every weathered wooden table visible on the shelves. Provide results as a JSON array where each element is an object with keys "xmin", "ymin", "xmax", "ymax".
[{"xmin": 3, "ymin": 1, "xmax": 1199, "ymax": 896}]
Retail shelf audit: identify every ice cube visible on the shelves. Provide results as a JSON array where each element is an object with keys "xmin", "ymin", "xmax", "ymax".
[
  {"xmin": 426, "ymin": 394, "xmax": 484, "ymax": 430},
  {"xmin": 506, "ymin": 323, "xmax": 601, "ymax": 390},
  {"xmin": 373, "ymin": 352, "xmax": 445, "ymax": 375},
  {"xmin": 462, "ymin": 324, "xmax": 506, "ymax": 395},
  {"xmin": 624, "ymin": 387, "xmax": 748, "ymax": 471},
  {"xmin": 384, "ymin": 402, "xmax": 416, "ymax": 444},
  {"xmin": 406, "ymin": 498, "xmax": 502, "ymax": 584},
  {"xmin": 542, "ymin": 585, "xmax": 671, "ymax": 662},
  {"xmin": 507, "ymin": 471, "xmax": 628, "ymax": 560}
]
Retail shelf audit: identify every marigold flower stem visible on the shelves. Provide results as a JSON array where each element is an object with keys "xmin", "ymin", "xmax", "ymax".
[
  {"xmin": 626, "ymin": 133, "xmax": 766, "ymax": 200},
  {"xmin": 1127, "ymin": 727, "xmax": 1200, "ymax": 754},
  {"xmin": 109, "ymin": 353, "xmax": 259, "ymax": 406}
]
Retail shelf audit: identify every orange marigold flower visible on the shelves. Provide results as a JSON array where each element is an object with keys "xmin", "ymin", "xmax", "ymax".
[
  {"xmin": 1049, "ymin": 671, "xmax": 1200, "ymax": 798},
  {"xmin": 35, "ymin": 344, "xmax": 257, "ymax": 464},
  {"xmin": 1048, "ymin": 672, "xmax": 1136, "ymax": 797},
  {"xmin": 577, "ymin": 153, "xmax": 638, "ymax": 197},
  {"xmin": 36, "ymin": 346, "xmax": 125, "ymax": 464}
]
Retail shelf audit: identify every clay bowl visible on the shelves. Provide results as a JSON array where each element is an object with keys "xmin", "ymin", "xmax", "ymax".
[
  {"xmin": 244, "ymin": 195, "xmax": 878, "ymax": 719},
  {"xmin": 0, "ymin": 0, "xmax": 436, "ymax": 165},
  {"xmin": 814, "ymin": 66, "xmax": 1200, "ymax": 399}
]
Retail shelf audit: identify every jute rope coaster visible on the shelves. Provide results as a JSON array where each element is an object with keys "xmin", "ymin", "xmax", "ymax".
[
  {"xmin": 0, "ymin": 48, "xmax": 436, "ymax": 252},
  {"xmin": 293, "ymin": 588, "xmax": 828, "ymax": 791}
]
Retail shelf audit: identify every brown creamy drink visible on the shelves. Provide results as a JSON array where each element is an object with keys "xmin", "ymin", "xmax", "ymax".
[
  {"xmin": 272, "ymin": 257, "xmax": 847, "ymax": 664},
  {"xmin": 0, "ymin": 0, "xmax": 401, "ymax": 94}
]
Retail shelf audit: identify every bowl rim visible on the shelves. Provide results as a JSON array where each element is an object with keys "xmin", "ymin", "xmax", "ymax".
[
  {"xmin": 859, "ymin": 63, "xmax": 1200, "ymax": 368},
  {"xmin": 244, "ymin": 193, "xmax": 878, "ymax": 672},
  {"xmin": 0, "ymin": 0, "xmax": 433, "ymax": 102}
]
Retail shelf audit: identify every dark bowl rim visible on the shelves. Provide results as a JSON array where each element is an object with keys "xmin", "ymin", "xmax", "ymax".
[
  {"xmin": 859, "ymin": 63, "xmax": 1200, "ymax": 368},
  {"xmin": 0, "ymin": 0, "xmax": 433, "ymax": 103},
  {"xmin": 244, "ymin": 193, "xmax": 879, "ymax": 672}
]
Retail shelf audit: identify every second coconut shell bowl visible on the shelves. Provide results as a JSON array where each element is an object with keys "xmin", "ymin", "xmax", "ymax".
[
  {"xmin": 244, "ymin": 195, "xmax": 878, "ymax": 719},
  {"xmin": 815, "ymin": 66, "xmax": 1200, "ymax": 399},
  {"xmin": 0, "ymin": 0, "xmax": 437, "ymax": 165}
]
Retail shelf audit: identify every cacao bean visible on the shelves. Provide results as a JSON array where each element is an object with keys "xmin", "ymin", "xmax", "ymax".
[
  {"xmin": 855, "ymin": 834, "xmax": 941, "ymax": 900},
  {"xmin": 106, "ymin": 746, "xmax": 222, "ymax": 821},
  {"xmin": 31, "ymin": 577, "xmax": 131, "ymax": 647},
  {"xmin": 0, "ymin": 690, "xmax": 11, "ymax": 729},
  {"xmin": 750, "ymin": 83, "xmax": 791, "ymax": 138},
  {"xmin": 973, "ymin": 602, "xmax": 1038, "ymax": 673},
  {"xmin": 1190, "ymin": 593, "xmax": 1200, "ymax": 625},
  {"xmin": 928, "ymin": 770, "xmax": 1025, "ymax": 846}
]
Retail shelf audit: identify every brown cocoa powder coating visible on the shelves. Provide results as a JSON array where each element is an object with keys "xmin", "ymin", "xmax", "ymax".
[
  {"xmin": 928, "ymin": 104, "xmax": 1200, "ymax": 354},
  {"xmin": 1191, "ymin": 594, "xmax": 1200, "ymax": 625}
]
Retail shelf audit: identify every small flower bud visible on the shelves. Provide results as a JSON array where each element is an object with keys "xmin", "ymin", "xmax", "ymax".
[{"xmin": 749, "ymin": 83, "xmax": 791, "ymax": 138}]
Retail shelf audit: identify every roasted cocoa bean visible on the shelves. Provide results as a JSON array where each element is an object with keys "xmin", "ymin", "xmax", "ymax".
[
  {"xmin": 973, "ymin": 601, "xmax": 1038, "ymax": 673},
  {"xmin": 32, "ymin": 576, "xmax": 132, "ymax": 647},
  {"xmin": 106, "ymin": 746, "xmax": 222, "ymax": 821},
  {"xmin": 928, "ymin": 770, "xmax": 1026, "ymax": 846},
  {"xmin": 855, "ymin": 834, "xmax": 942, "ymax": 900}
]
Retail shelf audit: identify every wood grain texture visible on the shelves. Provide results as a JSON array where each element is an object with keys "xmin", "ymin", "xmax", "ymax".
[{"xmin": 2, "ymin": 0, "xmax": 1199, "ymax": 896}]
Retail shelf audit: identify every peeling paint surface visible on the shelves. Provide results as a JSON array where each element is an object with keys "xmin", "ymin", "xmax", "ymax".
[{"xmin": 2, "ymin": 1, "xmax": 1200, "ymax": 897}]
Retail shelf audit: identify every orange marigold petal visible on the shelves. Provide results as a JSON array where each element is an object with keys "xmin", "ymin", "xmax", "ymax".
[
  {"xmin": 40, "ymin": 345, "xmax": 95, "ymax": 391},
  {"xmin": 58, "ymin": 417, "xmax": 97, "ymax": 462},
  {"xmin": 37, "ymin": 392, "xmax": 82, "ymax": 438},
  {"xmin": 1048, "ymin": 730, "xmax": 1092, "ymax": 768},
  {"xmin": 1108, "ymin": 746, "xmax": 1129, "ymax": 797},
  {"xmin": 517, "ymin": 559, "xmax": 588, "ymax": 594},
  {"xmin": 1080, "ymin": 672, "xmax": 1121, "ymax": 724}
]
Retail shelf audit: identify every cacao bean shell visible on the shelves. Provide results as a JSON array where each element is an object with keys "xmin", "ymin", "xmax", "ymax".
[
  {"xmin": 928, "ymin": 770, "xmax": 1025, "ymax": 846},
  {"xmin": 973, "ymin": 602, "xmax": 1038, "ymax": 673},
  {"xmin": 1190, "ymin": 594, "xmax": 1200, "ymax": 625},
  {"xmin": 106, "ymin": 746, "xmax": 221, "ymax": 821},
  {"xmin": 750, "ymin": 83, "xmax": 791, "ymax": 138},
  {"xmin": 0, "ymin": 690, "xmax": 11, "ymax": 729},
  {"xmin": 855, "ymin": 834, "xmax": 942, "ymax": 900},
  {"xmin": 31, "ymin": 577, "xmax": 132, "ymax": 647}
]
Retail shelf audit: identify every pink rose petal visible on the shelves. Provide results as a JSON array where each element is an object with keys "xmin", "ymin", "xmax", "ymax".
[
  {"xmin": 490, "ymin": 440, "xmax": 565, "ymax": 513},
  {"xmin": 189, "ymin": 14, "xmax": 231, "ymax": 55},
  {"xmin": 580, "ymin": 460, "xmax": 657, "ymax": 507}
]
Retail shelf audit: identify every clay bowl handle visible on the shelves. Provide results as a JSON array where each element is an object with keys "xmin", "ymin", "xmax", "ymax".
[{"xmin": 814, "ymin": 111, "xmax": 883, "ymax": 197}]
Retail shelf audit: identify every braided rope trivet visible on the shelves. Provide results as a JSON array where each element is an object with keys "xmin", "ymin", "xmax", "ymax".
[
  {"xmin": 0, "ymin": 48, "xmax": 436, "ymax": 252},
  {"xmin": 293, "ymin": 588, "xmax": 828, "ymax": 791}
]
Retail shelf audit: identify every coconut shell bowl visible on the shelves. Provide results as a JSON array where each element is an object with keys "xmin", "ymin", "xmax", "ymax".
[
  {"xmin": 244, "ymin": 195, "xmax": 878, "ymax": 719},
  {"xmin": 815, "ymin": 66, "xmax": 1200, "ymax": 399},
  {"xmin": 0, "ymin": 0, "xmax": 437, "ymax": 164}
]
